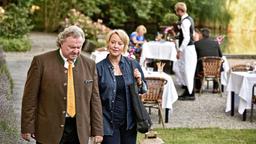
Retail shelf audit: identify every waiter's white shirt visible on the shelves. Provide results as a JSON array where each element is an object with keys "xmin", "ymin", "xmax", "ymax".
[
  {"xmin": 179, "ymin": 13, "xmax": 192, "ymax": 52},
  {"xmin": 178, "ymin": 13, "xmax": 197, "ymax": 94}
]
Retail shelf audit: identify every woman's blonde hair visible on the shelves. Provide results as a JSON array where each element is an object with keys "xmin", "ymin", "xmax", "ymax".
[
  {"xmin": 106, "ymin": 29, "xmax": 129, "ymax": 53},
  {"xmin": 136, "ymin": 25, "xmax": 147, "ymax": 34},
  {"xmin": 175, "ymin": 2, "xmax": 187, "ymax": 13}
]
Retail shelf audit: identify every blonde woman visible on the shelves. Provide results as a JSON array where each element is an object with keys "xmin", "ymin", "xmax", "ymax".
[
  {"xmin": 96, "ymin": 29, "xmax": 147, "ymax": 144},
  {"xmin": 129, "ymin": 25, "xmax": 147, "ymax": 60}
]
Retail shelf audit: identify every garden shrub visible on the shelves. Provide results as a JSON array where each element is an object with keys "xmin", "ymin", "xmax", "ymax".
[
  {"xmin": 0, "ymin": 4, "xmax": 33, "ymax": 39},
  {"xmin": 0, "ymin": 37, "xmax": 31, "ymax": 52},
  {"xmin": 161, "ymin": 13, "xmax": 179, "ymax": 26},
  {"xmin": 0, "ymin": 3, "xmax": 33, "ymax": 52},
  {"xmin": 59, "ymin": 9, "xmax": 111, "ymax": 52}
]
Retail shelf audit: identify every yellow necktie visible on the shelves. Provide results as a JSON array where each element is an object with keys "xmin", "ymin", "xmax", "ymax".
[{"xmin": 67, "ymin": 61, "xmax": 76, "ymax": 117}]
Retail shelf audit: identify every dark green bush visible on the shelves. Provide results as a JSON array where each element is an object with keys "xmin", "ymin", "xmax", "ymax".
[
  {"xmin": 0, "ymin": 37, "xmax": 31, "ymax": 52},
  {"xmin": 0, "ymin": 4, "xmax": 33, "ymax": 39},
  {"xmin": 162, "ymin": 13, "xmax": 179, "ymax": 26}
]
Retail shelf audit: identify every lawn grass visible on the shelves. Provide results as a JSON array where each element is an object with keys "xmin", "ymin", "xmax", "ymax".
[{"xmin": 138, "ymin": 128, "xmax": 256, "ymax": 144}]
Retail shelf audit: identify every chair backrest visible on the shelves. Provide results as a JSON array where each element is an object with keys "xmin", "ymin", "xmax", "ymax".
[
  {"xmin": 142, "ymin": 77, "xmax": 167, "ymax": 102},
  {"xmin": 199, "ymin": 56, "xmax": 223, "ymax": 78},
  {"xmin": 253, "ymin": 84, "xmax": 256, "ymax": 104},
  {"xmin": 231, "ymin": 64, "xmax": 254, "ymax": 72}
]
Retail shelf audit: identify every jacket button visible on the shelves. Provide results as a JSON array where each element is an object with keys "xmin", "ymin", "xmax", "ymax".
[
  {"xmin": 64, "ymin": 83, "xmax": 67, "ymax": 86},
  {"xmin": 60, "ymin": 124, "xmax": 64, "ymax": 128},
  {"xmin": 112, "ymin": 100, "xmax": 114, "ymax": 103},
  {"xmin": 63, "ymin": 97, "xmax": 67, "ymax": 100},
  {"xmin": 64, "ymin": 70, "xmax": 67, "ymax": 73},
  {"xmin": 62, "ymin": 111, "xmax": 66, "ymax": 114}
]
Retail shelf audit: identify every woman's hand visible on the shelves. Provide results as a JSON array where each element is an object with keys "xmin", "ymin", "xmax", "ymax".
[{"xmin": 134, "ymin": 68, "xmax": 142, "ymax": 85}]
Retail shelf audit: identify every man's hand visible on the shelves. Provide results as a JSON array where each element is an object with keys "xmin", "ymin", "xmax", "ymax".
[
  {"xmin": 21, "ymin": 133, "xmax": 35, "ymax": 141},
  {"xmin": 94, "ymin": 136, "xmax": 103, "ymax": 143}
]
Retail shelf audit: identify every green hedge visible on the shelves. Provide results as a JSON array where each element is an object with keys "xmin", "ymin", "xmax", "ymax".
[
  {"xmin": 0, "ymin": 37, "xmax": 31, "ymax": 52},
  {"xmin": 0, "ymin": 4, "xmax": 33, "ymax": 39}
]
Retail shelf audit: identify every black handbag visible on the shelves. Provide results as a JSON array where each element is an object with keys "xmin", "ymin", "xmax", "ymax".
[{"xmin": 128, "ymin": 60, "xmax": 152, "ymax": 133}]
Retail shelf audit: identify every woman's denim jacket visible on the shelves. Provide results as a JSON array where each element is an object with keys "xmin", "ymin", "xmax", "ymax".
[{"xmin": 96, "ymin": 55, "xmax": 147, "ymax": 135}]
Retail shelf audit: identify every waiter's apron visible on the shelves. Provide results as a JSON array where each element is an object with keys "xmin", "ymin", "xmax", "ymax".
[{"xmin": 180, "ymin": 45, "xmax": 197, "ymax": 94}]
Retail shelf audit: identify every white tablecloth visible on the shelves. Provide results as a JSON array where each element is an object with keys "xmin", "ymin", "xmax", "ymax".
[
  {"xmin": 143, "ymin": 70, "xmax": 178, "ymax": 109},
  {"xmin": 90, "ymin": 51, "xmax": 131, "ymax": 63},
  {"xmin": 172, "ymin": 55, "xmax": 230, "ymax": 86},
  {"xmin": 221, "ymin": 56, "xmax": 230, "ymax": 86},
  {"xmin": 225, "ymin": 71, "xmax": 256, "ymax": 114},
  {"xmin": 140, "ymin": 41, "xmax": 177, "ymax": 66},
  {"xmin": 90, "ymin": 51, "xmax": 109, "ymax": 63}
]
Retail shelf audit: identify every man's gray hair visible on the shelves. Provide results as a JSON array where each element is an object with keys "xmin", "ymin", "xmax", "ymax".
[{"xmin": 56, "ymin": 25, "xmax": 85, "ymax": 48}]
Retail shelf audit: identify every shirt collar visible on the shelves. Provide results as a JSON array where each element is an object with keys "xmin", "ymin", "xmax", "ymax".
[
  {"xmin": 181, "ymin": 13, "xmax": 188, "ymax": 20},
  {"xmin": 59, "ymin": 49, "xmax": 76, "ymax": 68},
  {"xmin": 59, "ymin": 49, "xmax": 67, "ymax": 62},
  {"xmin": 106, "ymin": 54, "xmax": 126, "ymax": 67}
]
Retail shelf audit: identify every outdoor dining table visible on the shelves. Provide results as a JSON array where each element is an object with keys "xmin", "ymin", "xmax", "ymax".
[
  {"xmin": 90, "ymin": 50, "xmax": 109, "ymax": 63},
  {"xmin": 140, "ymin": 41, "xmax": 177, "ymax": 66},
  {"xmin": 220, "ymin": 56, "xmax": 230, "ymax": 87},
  {"xmin": 143, "ymin": 69, "xmax": 178, "ymax": 123},
  {"xmin": 225, "ymin": 71, "xmax": 256, "ymax": 121},
  {"xmin": 90, "ymin": 50, "xmax": 132, "ymax": 63}
]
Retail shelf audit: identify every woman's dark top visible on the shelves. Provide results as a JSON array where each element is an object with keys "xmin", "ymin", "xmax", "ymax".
[{"xmin": 113, "ymin": 75, "xmax": 127, "ymax": 125}]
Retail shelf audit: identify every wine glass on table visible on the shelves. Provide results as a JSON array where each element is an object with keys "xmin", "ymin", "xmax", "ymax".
[
  {"xmin": 252, "ymin": 61, "xmax": 256, "ymax": 72},
  {"xmin": 246, "ymin": 63, "xmax": 251, "ymax": 71}
]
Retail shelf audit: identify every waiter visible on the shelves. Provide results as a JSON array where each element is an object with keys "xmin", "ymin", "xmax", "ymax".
[{"xmin": 175, "ymin": 2, "xmax": 197, "ymax": 100}]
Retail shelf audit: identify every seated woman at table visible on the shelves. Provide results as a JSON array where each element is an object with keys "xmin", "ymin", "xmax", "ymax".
[{"xmin": 129, "ymin": 25, "xmax": 147, "ymax": 60}]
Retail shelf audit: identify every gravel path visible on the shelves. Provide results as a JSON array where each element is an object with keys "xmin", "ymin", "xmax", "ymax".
[{"xmin": 4, "ymin": 32, "xmax": 256, "ymax": 143}]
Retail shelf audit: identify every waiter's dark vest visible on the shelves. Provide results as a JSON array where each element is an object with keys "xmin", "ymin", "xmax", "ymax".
[{"xmin": 178, "ymin": 16, "xmax": 195, "ymax": 46}]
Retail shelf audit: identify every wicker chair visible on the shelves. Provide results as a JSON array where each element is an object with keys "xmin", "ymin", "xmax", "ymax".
[
  {"xmin": 231, "ymin": 64, "xmax": 254, "ymax": 72},
  {"xmin": 197, "ymin": 56, "xmax": 224, "ymax": 96},
  {"xmin": 140, "ymin": 77, "xmax": 167, "ymax": 128},
  {"xmin": 250, "ymin": 84, "xmax": 256, "ymax": 122}
]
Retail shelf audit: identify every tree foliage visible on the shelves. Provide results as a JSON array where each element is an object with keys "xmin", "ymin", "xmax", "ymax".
[
  {"xmin": 186, "ymin": 0, "xmax": 231, "ymax": 29},
  {"xmin": 25, "ymin": 0, "xmax": 231, "ymax": 33}
]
